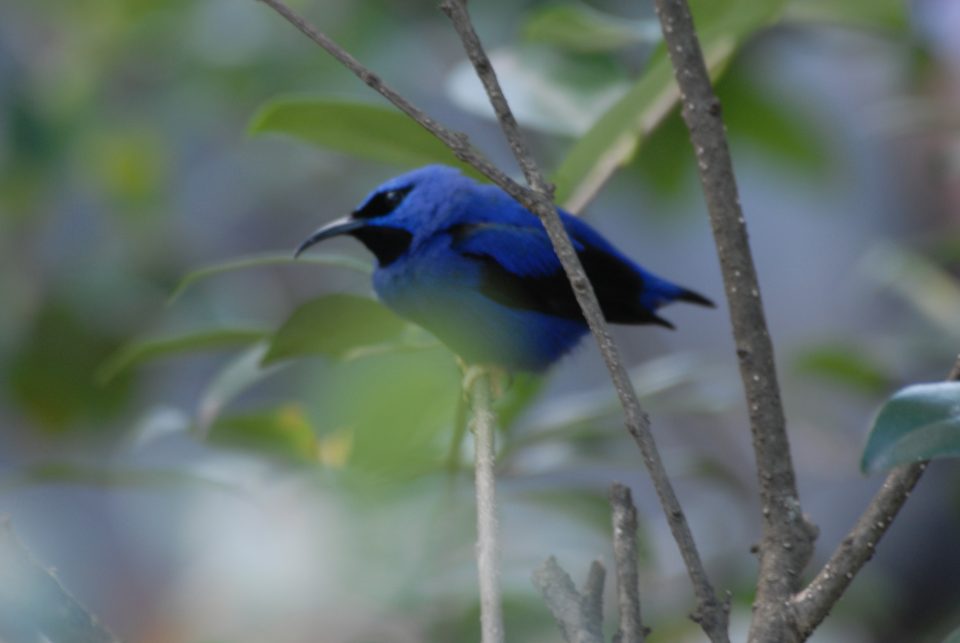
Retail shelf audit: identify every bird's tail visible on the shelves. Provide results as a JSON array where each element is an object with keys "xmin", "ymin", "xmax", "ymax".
[
  {"xmin": 634, "ymin": 281, "xmax": 714, "ymax": 329},
  {"xmin": 673, "ymin": 287, "xmax": 715, "ymax": 308},
  {"xmin": 641, "ymin": 276, "xmax": 715, "ymax": 311}
]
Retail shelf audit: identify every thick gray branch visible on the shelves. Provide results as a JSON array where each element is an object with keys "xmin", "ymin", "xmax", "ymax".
[
  {"xmin": 791, "ymin": 357, "xmax": 960, "ymax": 638},
  {"xmin": 532, "ymin": 557, "xmax": 605, "ymax": 643},
  {"xmin": 610, "ymin": 484, "xmax": 648, "ymax": 643},
  {"xmin": 649, "ymin": 1, "xmax": 817, "ymax": 640}
]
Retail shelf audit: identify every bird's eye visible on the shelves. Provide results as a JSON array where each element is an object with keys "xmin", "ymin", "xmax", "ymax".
[{"xmin": 354, "ymin": 185, "xmax": 413, "ymax": 219}]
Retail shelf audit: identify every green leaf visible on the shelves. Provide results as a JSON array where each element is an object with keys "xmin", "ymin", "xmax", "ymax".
[
  {"xmin": 861, "ymin": 382, "xmax": 960, "ymax": 474},
  {"xmin": 943, "ymin": 626, "xmax": 960, "ymax": 643},
  {"xmin": 523, "ymin": 3, "xmax": 658, "ymax": 54},
  {"xmin": 784, "ymin": 0, "xmax": 907, "ymax": 32},
  {"xmin": 250, "ymin": 97, "xmax": 481, "ymax": 178},
  {"xmin": 795, "ymin": 344, "xmax": 891, "ymax": 396},
  {"xmin": 263, "ymin": 294, "xmax": 408, "ymax": 365},
  {"xmin": 98, "ymin": 327, "xmax": 269, "ymax": 384},
  {"xmin": 554, "ymin": 0, "xmax": 786, "ymax": 210},
  {"xmin": 207, "ymin": 405, "xmax": 320, "ymax": 464},
  {"xmin": 169, "ymin": 252, "xmax": 371, "ymax": 303}
]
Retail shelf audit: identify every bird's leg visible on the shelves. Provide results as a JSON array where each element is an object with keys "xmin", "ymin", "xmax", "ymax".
[{"xmin": 459, "ymin": 360, "xmax": 510, "ymax": 405}]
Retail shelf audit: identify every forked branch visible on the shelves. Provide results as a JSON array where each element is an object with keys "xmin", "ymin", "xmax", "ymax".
[
  {"xmin": 649, "ymin": 0, "xmax": 817, "ymax": 639},
  {"xmin": 791, "ymin": 357, "xmax": 960, "ymax": 638}
]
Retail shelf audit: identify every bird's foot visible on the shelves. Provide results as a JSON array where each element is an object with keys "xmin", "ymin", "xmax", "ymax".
[{"xmin": 458, "ymin": 360, "xmax": 510, "ymax": 401}]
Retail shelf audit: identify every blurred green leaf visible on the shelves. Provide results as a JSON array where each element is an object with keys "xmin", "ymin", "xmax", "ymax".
[
  {"xmin": 634, "ymin": 64, "xmax": 828, "ymax": 199},
  {"xmin": 861, "ymin": 382, "xmax": 960, "ymax": 474},
  {"xmin": 88, "ymin": 126, "xmax": 167, "ymax": 210},
  {"xmin": 263, "ymin": 294, "xmax": 408, "ymax": 365},
  {"xmin": 523, "ymin": 3, "xmax": 658, "ymax": 53},
  {"xmin": 943, "ymin": 626, "xmax": 960, "ymax": 643},
  {"xmin": 0, "ymin": 463, "xmax": 232, "ymax": 493},
  {"xmin": 7, "ymin": 303, "xmax": 135, "ymax": 433},
  {"xmin": 863, "ymin": 244, "xmax": 960, "ymax": 340},
  {"xmin": 169, "ymin": 252, "xmax": 372, "ymax": 303},
  {"xmin": 250, "ymin": 97, "xmax": 481, "ymax": 178},
  {"xmin": 927, "ymin": 235, "xmax": 960, "ymax": 265},
  {"xmin": 784, "ymin": 0, "xmax": 907, "ymax": 32},
  {"xmin": 207, "ymin": 405, "xmax": 320, "ymax": 464},
  {"xmin": 554, "ymin": 0, "xmax": 786, "ymax": 210},
  {"xmin": 631, "ymin": 109, "xmax": 693, "ymax": 197},
  {"xmin": 447, "ymin": 45, "xmax": 630, "ymax": 136},
  {"xmin": 795, "ymin": 344, "xmax": 891, "ymax": 396},
  {"xmin": 98, "ymin": 327, "xmax": 269, "ymax": 384},
  {"xmin": 312, "ymin": 347, "xmax": 460, "ymax": 479},
  {"xmin": 719, "ymin": 70, "xmax": 827, "ymax": 171}
]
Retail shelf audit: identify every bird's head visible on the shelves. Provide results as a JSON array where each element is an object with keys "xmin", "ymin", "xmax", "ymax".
[{"xmin": 295, "ymin": 164, "xmax": 467, "ymax": 266}]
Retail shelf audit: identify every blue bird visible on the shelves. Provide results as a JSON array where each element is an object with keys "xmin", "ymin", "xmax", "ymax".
[{"xmin": 295, "ymin": 165, "xmax": 713, "ymax": 372}]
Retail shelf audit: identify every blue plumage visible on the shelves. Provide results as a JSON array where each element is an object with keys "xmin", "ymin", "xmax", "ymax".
[{"xmin": 295, "ymin": 165, "xmax": 713, "ymax": 371}]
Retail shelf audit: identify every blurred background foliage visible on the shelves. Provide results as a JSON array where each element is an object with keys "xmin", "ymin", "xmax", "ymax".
[{"xmin": 2, "ymin": 0, "xmax": 960, "ymax": 641}]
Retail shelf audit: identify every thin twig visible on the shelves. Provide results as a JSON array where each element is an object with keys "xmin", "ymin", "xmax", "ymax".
[
  {"xmin": 0, "ymin": 519, "xmax": 118, "ymax": 643},
  {"xmin": 610, "ymin": 484, "xmax": 647, "ymax": 643},
  {"xmin": 532, "ymin": 557, "xmax": 606, "ymax": 643},
  {"xmin": 791, "ymin": 356, "xmax": 960, "ymax": 639},
  {"xmin": 439, "ymin": 0, "xmax": 555, "ymax": 200},
  {"xmin": 256, "ymin": 0, "xmax": 726, "ymax": 638},
  {"xmin": 649, "ymin": 1, "xmax": 817, "ymax": 640},
  {"xmin": 438, "ymin": 3, "xmax": 729, "ymax": 641},
  {"xmin": 467, "ymin": 369, "xmax": 504, "ymax": 643},
  {"xmin": 581, "ymin": 561, "xmax": 607, "ymax": 640},
  {"xmin": 256, "ymin": 0, "xmax": 524, "ymax": 209}
]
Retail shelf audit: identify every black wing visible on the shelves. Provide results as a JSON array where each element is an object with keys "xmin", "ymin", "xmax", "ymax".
[{"xmin": 449, "ymin": 222, "xmax": 676, "ymax": 327}]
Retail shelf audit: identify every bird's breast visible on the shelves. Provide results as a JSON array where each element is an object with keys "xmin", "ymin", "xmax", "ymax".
[{"xmin": 371, "ymin": 242, "xmax": 588, "ymax": 371}]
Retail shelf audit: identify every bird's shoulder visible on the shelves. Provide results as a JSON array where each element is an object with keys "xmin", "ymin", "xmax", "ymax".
[{"xmin": 441, "ymin": 188, "xmax": 589, "ymax": 275}]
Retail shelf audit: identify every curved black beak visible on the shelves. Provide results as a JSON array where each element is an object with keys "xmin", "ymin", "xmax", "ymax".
[{"xmin": 294, "ymin": 216, "xmax": 366, "ymax": 258}]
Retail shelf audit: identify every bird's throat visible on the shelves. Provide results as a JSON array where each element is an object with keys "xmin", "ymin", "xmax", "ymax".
[{"xmin": 351, "ymin": 226, "xmax": 413, "ymax": 267}]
